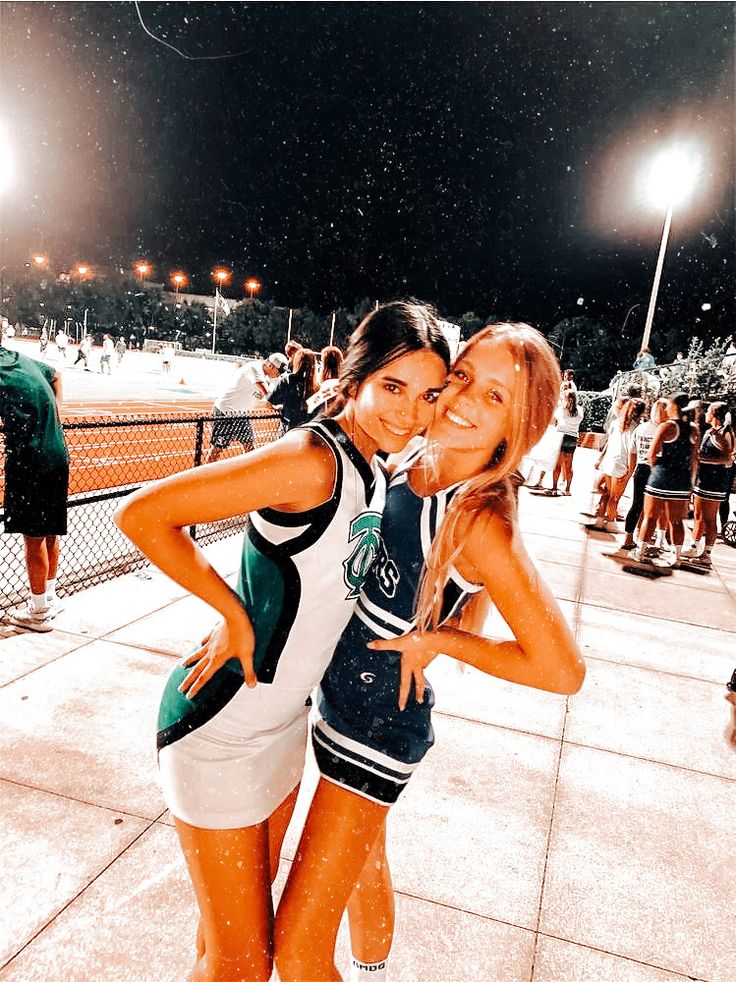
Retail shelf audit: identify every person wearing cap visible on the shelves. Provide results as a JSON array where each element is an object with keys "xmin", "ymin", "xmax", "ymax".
[
  {"xmin": 206, "ymin": 353, "xmax": 287, "ymax": 463},
  {"xmin": 267, "ymin": 348, "xmax": 319, "ymax": 432}
]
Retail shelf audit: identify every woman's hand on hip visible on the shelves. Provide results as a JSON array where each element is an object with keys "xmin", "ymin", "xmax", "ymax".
[
  {"xmin": 179, "ymin": 612, "xmax": 257, "ymax": 699},
  {"xmin": 368, "ymin": 631, "xmax": 440, "ymax": 711}
]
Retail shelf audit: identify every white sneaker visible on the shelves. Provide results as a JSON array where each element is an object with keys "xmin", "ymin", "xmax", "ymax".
[
  {"xmin": 6, "ymin": 602, "xmax": 54, "ymax": 633},
  {"xmin": 681, "ymin": 544, "xmax": 700, "ymax": 559},
  {"xmin": 44, "ymin": 597, "xmax": 65, "ymax": 618}
]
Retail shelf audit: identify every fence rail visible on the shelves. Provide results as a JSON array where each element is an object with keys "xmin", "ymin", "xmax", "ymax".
[{"xmin": 0, "ymin": 410, "xmax": 283, "ymax": 611}]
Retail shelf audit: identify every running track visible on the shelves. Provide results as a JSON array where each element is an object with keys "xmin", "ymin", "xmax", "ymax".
[{"xmin": 1, "ymin": 398, "xmax": 280, "ymax": 499}]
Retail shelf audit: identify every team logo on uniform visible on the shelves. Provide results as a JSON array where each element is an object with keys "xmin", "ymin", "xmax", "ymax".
[{"xmin": 343, "ymin": 511, "xmax": 382, "ymax": 599}]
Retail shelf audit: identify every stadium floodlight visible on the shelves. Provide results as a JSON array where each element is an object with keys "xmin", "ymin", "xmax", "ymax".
[{"xmin": 640, "ymin": 141, "xmax": 704, "ymax": 350}]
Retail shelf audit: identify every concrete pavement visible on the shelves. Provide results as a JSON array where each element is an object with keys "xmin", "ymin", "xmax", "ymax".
[{"xmin": 1, "ymin": 449, "xmax": 734, "ymax": 981}]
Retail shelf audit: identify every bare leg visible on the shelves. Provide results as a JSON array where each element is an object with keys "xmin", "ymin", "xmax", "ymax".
[
  {"xmin": 605, "ymin": 475, "xmax": 628, "ymax": 522},
  {"xmin": 206, "ymin": 446, "xmax": 225, "ymax": 464},
  {"xmin": 347, "ymin": 824, "xmax": 394, "ymax": 963},
  {"xmin": 274, "ymin": 778, "xmax": 389, "ymax": 982},
  {"xmin": 45, "ymin": 535, "xmax": 60, "ymax": 580},
  {"xmin": 175, "ymin": 818, "xmax": 273, "ymax": 982},
  {"xmin": 23, "ymin": 536, "xmax": 50, "ymax": 596}
]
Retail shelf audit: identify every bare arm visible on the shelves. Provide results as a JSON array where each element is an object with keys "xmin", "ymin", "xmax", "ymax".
[
  {"xmin": 370, "ymin": 511, "xmax": 585, "ymax": 707},
  {"xmin": 647, "ymin": 420, "xmax": 675, "ymax": 467},
  {"xmin": 115, "ymin": 430, "xmax": 337, "ymax": 691}
]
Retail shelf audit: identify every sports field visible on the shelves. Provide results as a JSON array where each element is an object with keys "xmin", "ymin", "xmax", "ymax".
[{"xmin": 1, "ymin": 338, "xmax": 281, "ymax": 496}]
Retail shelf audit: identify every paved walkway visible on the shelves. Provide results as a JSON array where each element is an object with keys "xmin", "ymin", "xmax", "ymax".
[{"xmin": 1, "ymin": 450, "xmax": 735, "ymax": 981}]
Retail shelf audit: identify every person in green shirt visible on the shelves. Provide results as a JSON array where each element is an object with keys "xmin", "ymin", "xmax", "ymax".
[{"xmin": 0, "ymin": 322, "xmax": 69, "ymax": 632}]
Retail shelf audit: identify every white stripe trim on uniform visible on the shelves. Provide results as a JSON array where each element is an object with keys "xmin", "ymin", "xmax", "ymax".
[
  {"xmin": 355, "ymin": 604, "xmax": 398, "ymax": 639},
  {"xmin": 312, "ymin": 728, "xmax": 412, "ymax": 788},
  {"xmin": 358, "ymin": 592, "xmax": 414, "ymax": 634},
  {"xmin": 312, "ymin": 726, "xmax": 411, "ymax": 784},
  {"xmin": 449, "ymin": 563, "xmax": 483, "ymax": 595},
  {"xmin": 420, "ymin": 496, "xmax": 433, "ymax": 561},
  {"xmin": 315, "ymin": 716, "xmax": 422, "ymax": 774},
  {"xmin": 319, "ymin": 772, "xmax": 393, "ymax": 807}
]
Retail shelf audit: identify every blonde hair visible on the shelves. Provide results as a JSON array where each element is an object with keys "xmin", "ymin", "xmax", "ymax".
[
  {"xmin": 416, "ymin": 322, "xmax": 561, "ymax": 631},
  {"xmin": 650, "ymin": 398, "xmax": 669, "ymax": 426}
]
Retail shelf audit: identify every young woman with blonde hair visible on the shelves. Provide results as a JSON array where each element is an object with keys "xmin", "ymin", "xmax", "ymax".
[
  {"xmin": 274, "ymin": 322, "xmax": 585, "ymax": 981},
  {"xmin": 593, "ymin": 397, "xmax": 646, "ymax": 530},
  {"xmin": 635, "ymin": 392, "xmax": 698, "ymax": 568},
  {"xmin": 115, "ymin": 302, "xmax": 451, "ymax": 982}
]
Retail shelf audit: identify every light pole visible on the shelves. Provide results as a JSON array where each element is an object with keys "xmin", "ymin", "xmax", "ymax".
[
  {"xmin": 171, "ymin": 271, "xmax": 187, "ymax": 301},
  {"xmin": 245, "ymin": 277, "xmax": 261, "ymax": 300},
  {"xmin": 211, "ymin": 268, "xmax": 230, "ymax": 354},
  {"xmin": 640, "ymin": 145, "xmax": 701, "ymax": 352},
  {"xmin": 135, "ymin": 261, "xmax": 152, "ymax": 282}
]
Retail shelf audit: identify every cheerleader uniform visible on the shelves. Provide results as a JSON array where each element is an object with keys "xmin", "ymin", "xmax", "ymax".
[
  {"xmin": 157, "ymin": 419, "xmax": 386, "ymax": 829},
  {"xmin": 644, "ymin": 420, "xmax": 692, "ymax": 500},
  {"xmin": 313, "ymin": 454, "xmax": 482, "ymax": 806},
  {"xmin": 694, "ymin": 428, "xmax": 731, "ymax": 502}
]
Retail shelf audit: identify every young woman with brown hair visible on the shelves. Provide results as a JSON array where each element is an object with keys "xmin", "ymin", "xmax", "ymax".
[{"xmin": 115, "ymin": 301, "xmax": 451, "ymax": 982}]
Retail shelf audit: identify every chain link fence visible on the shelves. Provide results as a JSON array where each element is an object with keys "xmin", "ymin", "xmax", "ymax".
[{"xmin": 0, "ymin": 410, "xmax": 283, "ymax": 611}]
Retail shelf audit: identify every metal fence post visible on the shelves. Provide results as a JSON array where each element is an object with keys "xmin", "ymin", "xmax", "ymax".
[{"xmin": 190, "ymin": 418, "xmax": 206, "ymax": 541}]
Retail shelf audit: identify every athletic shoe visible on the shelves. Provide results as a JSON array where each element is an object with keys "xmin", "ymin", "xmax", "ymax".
[
  {"xmin": 691, "ymin": 555, "xmax": 712, "ymax": 569},
  {"xmin": 6, "ymin": 602, "xmax": 54, "ymax": 633},
  {"xmin": 681, "ymin": 544, "xmax": 700, "ymax": 560},
  {"xmin": 44, "ymin": 597, "xmax": 65, "ymax": 618},
  {"xmin": 620, "ymin": 542, "xmax": 636, "ymax": 551}
]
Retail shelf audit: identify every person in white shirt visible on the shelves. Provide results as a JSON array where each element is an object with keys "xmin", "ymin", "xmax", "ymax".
[
  {"xmin": 99, "ymin": 334, "xmax": 115, "ymax": 375},
  {"xmin": 207, "ymin": 353, "xmax": 288, "ymax": 463},
  {"xmin": 593, "ymin": 398, "xmax": 646, "ymax": 529},
  {"xmin": 74, "ymin": 335, "xmax": 92, "ymax": 369},
  {"xmin": 621, "ymin": 399, "xmax": 669, "ymax": 550},
  {"xmin": 552, "ymin": 388, "xmax": 584, "ymax": 494},
  {"xmin": 55, "ymin": 330, "xmax": 68, "ymax": 360}
]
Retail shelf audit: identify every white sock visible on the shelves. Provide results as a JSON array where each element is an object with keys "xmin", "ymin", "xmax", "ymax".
[
  {"xmin": 30, "ymin": 591, "xmax": 47, "ymax": 612},
  {"xmin": 654, "ymin": 529, "xmax": 666, "ymax": 547},
  {"xmin": 350, "ymin": 956, "xmax": 389, "ymax": 981},
  {"xmin": 46, "ymin": 578, "xmax": 57, "ymax": 601}
]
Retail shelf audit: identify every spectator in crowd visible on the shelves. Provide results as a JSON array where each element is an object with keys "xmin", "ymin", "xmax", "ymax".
[
  {"xmin": 634, "ymin": 347, "xmax": 656, "ymax": 371},
  {"xmin": 285, "ymin": 338, "xmax": 302, "ymax": 369},
  {"xmin": 719, "ymin": 439, "xmax": 736, "ymax": 535},
  {"xmin": 634, "ymin": 393, "xmax": 698, "ymax": 567},
  {"xmin": 683, "ymin": 402, "xmax": 734, "ymax": 568},
  {"xmin": 39, "ymin": 327, "xmax": 49, "ymax": 356},
  {"xmin": 594, "ymin": 398, "xmax": 646, "ymax": 529},
  {"xmin": 551, "ymin": 387, "xmax": 584, "ymax": 494},
  {"xmin": 206, "ymin": 353, "xmax": 288, "ymax": 463},
  {"xmin": 726, "ymin": 670, "xmax": 736, "ymax": 747},
  {"xmin": 115, "ymin": 337, "xmax": 127, "ymax": 364},
  {"xmin": 561, "ymin": 367, "xmax": 578, "ymax": 392},
  {"xmin": 73, "ymin": 334, "xmax": 92, "ymax": 369},
  {"xmin": 55, "ymin": 328, "xmax": 68, "ymax": 360},
  {"xmin": 620, "ymin": 398, "xmax": 669, "ymax": 551},
  {"xmin": 99, "ymin": 334, "xmax": 114, "ymax": 374},
  {"xmin": 268, "ymin": 348, "xmax": 319, "ymax": 431},
  {"xmin": 306, "ymin": 344, "xmax": 344, "ymax": 417},
  {"xmin": 0, "ymin": 320, "xmax": 68, "ymax": 631}
]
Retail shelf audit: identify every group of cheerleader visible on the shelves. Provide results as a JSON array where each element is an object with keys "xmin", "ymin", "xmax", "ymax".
[{"xmin": 595, "ymin": 388, "xmax": 734, "ymax": 569}]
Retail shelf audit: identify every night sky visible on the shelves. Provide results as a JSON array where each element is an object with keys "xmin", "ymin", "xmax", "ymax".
[{"xmin": 1, "ymin": 2, "xmax": 733, "ymax": 340}]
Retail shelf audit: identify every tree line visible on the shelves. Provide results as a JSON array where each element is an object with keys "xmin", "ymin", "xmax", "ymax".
[{"xmin": 2, "ymin": 274, "xmax": 726, "ymax": 392}]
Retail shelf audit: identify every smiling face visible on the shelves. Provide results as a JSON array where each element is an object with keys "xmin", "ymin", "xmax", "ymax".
[
  {"xmin": 428, "ymin": 337, "xmax": 519, "ymax": 459},
  {"xmin": 349, "ymin": 349, "xmax": 448, "ymax": 457}
]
